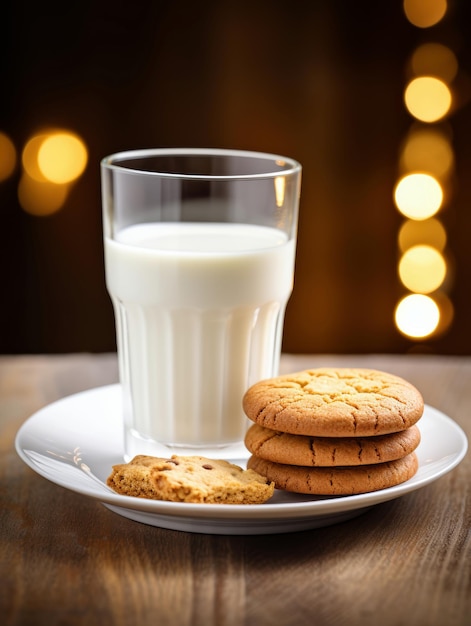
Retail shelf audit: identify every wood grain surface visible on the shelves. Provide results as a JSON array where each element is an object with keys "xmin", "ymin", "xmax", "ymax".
[{"xmin": 1, "ymin": 353, "xmax": 470, "ymax": 626}]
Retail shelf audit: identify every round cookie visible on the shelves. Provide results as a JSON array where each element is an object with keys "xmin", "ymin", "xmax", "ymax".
[
  {"xmin": 243, "ymin": 368, "xmax": 424, "ymax": 437},
  {"xmin": 244, "ymin": 423, "xmax": 421, "ymax": 467},
  {"xmin": 247, "ymin": 452, "xmax": 419, "ymax": 496}
]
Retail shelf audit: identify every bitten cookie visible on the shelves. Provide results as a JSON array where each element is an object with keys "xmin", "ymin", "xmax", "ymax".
[
  {"xmin": 243, "ymin": 368, "xmax": 424, "ymax": 437},
  {"xmin": 247, "ymin": 453, "xmax": 419, "ymax": 496},
  {"xmin": 245, "ymin": 423, "xmax": 421, "ymax": 467},
  {"xmin": 107, "ymin": 455, "xmax": 275, "ymax": 504}
]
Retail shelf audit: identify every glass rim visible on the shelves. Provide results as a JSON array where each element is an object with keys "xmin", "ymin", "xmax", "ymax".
[{"xmin": 100, "ymin": 147, "xmax": 301, "ymax": 180}]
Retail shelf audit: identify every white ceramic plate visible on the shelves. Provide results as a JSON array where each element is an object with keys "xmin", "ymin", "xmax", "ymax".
[{"xmin": 15, "ymin": 384, "xmax": 468, "ymax": 535}]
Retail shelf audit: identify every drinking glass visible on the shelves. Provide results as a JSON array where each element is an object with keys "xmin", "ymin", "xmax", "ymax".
[{"xmin": 101, "ymin": 148, "xmax": 301, "ymax": 460}]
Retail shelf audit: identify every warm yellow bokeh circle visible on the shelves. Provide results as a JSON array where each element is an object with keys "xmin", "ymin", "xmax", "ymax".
[
  {"xmin": 398, "ymin": 245, "xmax": 447, "ymax": 293},
  {"xmin": 394, "ymin": 173, "xmax": 443, "ymax": 220},
  {"xmin": 404, "ymin": 77, "xmax": 452, "ymax": 122},
  {"xmin": 395, "ymin": 294, "xmax": 440, "ymax": 338},
  {"xmin": 37, "ymin": 132, "xmax": 88, "ymax": 184}
]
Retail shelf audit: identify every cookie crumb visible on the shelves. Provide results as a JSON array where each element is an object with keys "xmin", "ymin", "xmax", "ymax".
[{"xmin": 107, "ymin": 455, "xmax": 275, "ymax": 504}]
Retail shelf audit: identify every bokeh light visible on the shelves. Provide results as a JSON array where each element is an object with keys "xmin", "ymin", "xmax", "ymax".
[
  {"xmin": 403, "ymin": 0, "xmax": 447, "ymax": 29},
  {"xmin": 274, "ymin": 176, "xmax": 286, "ymax": 208},
  {"xmin": 22, "ymin": 134, "xmax": 51, "ymax": 182},
  {"xmin": 20, "ymin": 129, "xmax": 88, "ymax": 216},
  {"xmin": 398, "ymin": 244, "xmax": 447, "ymax": 293},
  {"xmin": 399, "ymin": 0, "xmax": 454, "ymax": 344},
  {"xmin": 394, "ymin": 173, "xmax": 443, "ymax": 220},
  {"xmin": 38, "ymin": 132, "xmax": 88, "ymax": 184},
  {"xmin": 433, "ymin": 291, "xmax": 454, "ymax": 336},
  {"xmin": 395, "ymin": 294, "xmax": 440, "ymax": 338},
  {"xmin": 0, "ymin": 132, "xmax": 17, "ymax": 182},
  {"xmin": 18, "ymin": 173, "xmax": 69, "ymax": 217},
  {"xmin": 410, "ymin": 43, "xmax": 458, "ymax": 83},
  {"xmin": 404, "ymin": 77, "xmax": 452, "ymax": 122},
  {"xmin": 400, "ymin": 128, "xmax": 454, "ymax": 180},
  {"xmin": 398, "ymin": 217, "xmax": 447, "ymax": 253}
]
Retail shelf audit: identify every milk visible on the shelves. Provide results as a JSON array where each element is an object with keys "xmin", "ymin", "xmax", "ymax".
[{"xmin": 104, "ymin": 222, "xmax": 295, "ymax": 456}]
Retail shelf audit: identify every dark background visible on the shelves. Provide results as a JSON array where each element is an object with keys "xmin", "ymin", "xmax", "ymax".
[{"xmin": 1, "ymin": 0, "xmax": 470, "ymax": 355}]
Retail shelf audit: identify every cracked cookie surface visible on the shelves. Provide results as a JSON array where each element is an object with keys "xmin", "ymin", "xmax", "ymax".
[
  {"xmin": 107, "ymin": 455, "xmax": 275, "ymax": 504},
  {"xmin": 243, "ymin": 368, "xmax": 424, "ymax": 437},
  {"xmin": 247, "ymin": 452, "xmax": 419, "ymax": 495},
  {"xmin": 245, "ymin": 423, "xmax": 421, "ymax": 467}
]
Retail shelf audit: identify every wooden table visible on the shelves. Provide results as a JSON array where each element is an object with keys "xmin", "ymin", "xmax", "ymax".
[{"xmin": 1, "ymin": 353, "xmax": 470, "ymax": 626}]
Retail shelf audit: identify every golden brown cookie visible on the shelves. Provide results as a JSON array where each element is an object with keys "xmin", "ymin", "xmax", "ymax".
[
  {"xmin": 247, "ymin": 452, "xmax": 419, "ymax": 496},
  {"xmin": 107, "ymin": 454, "xmax": 275, "ymax": 504},
  {"xmin": 245, "ymin": 423, "xmax": 421, "ymax": 467},
  {"xmin": 243, "ymin": 368, "xmax": 424, "ymax": 437}
]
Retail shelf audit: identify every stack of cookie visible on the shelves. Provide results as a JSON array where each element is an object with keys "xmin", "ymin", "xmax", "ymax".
[{"xmin": 243, "ymin": 368, "xmax": 424, "ymax": 496}]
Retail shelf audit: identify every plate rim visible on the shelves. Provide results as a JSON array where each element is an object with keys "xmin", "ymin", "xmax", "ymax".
[{"xmin": 15, "ymin": 384, "xmax": 468, "ymax": 523}]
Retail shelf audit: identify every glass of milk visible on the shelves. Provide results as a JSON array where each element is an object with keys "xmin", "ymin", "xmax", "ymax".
[{"xmin": 101, "ymin": 148, "xmax": 301, "ymax": 460}]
